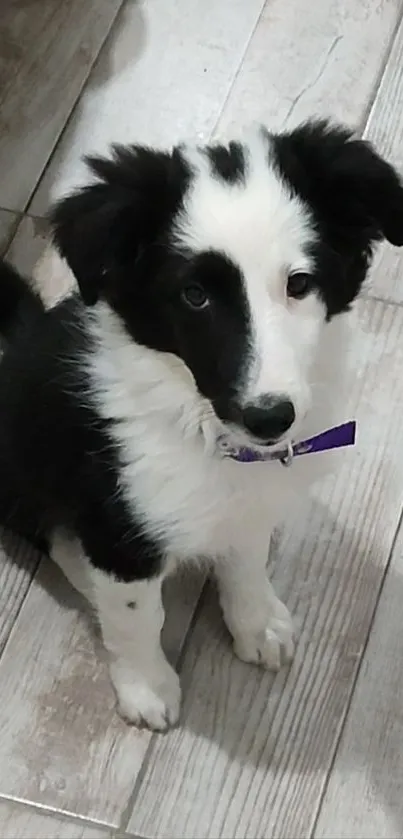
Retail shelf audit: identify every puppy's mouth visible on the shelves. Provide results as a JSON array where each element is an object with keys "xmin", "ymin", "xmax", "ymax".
[
  {"xmin": 217, "ymin": 423, "xmax": 292, "ymax": 454},
  {"xmin": 203, "ymin": 396, "xmax": 300, "ymax": 457},
  {"xmin": 210, "ymin": 395, "xmax": 298, "ymax": 453}
]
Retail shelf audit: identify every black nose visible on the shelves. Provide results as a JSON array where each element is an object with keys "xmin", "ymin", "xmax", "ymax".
[{"xmin": 242, "ymin": 397, "xmax": 295, "ymax": 441}]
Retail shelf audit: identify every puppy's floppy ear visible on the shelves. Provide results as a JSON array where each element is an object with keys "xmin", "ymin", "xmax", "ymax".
[
  {"xmin": 275, "ymin": 119, "xmax": 403, "ymax": 248},
  {"xmin": 50, "ymin": 145, "xmax": 188, "ymax": 305}
]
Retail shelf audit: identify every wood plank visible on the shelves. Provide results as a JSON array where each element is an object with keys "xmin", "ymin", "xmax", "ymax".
[
  {"xmin": 0, "ymin": 800, "xmax": 110, "ymax": 838},
  {"xmin": 360, "ymin": 18, "xmax": 403, "ymax": 304},
  {"xmin": 215, "ymin": 0, "xmax": 400, "ymax": 136},
  {"xmin": 126, "ymin": 298, "xmax": 403, "ymax": 839},
  {"xmin": 0, "ymin": 209, "xmax": 19, "ymax": 254},
  {"xmin": 313, "ymin": 522, "xmax": 403, "ymax": 839},
  {"xmin": 0, "ymin": 558, "xmax": 204, "ymax": 825},
  {"xmin": 0, "ymin": 534, "xmax": 40, "ymax": 657},
  {"xmin": 29, "ymin": 0, "xmax": 266, "ymax": 214},
  {"xmin": 0, "ymin": 0, "xmax": 123, "ymax": 212}
]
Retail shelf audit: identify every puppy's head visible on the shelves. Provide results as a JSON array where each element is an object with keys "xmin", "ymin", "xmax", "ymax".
[{"xmin": 51, "ymin": 120, "xmax": 403, "ymax": 447}]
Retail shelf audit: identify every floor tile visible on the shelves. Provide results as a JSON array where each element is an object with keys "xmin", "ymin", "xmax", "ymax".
[
  {"xmin": 29, "ymin": 0, "xmax": 266, "ymax": 214},
  {"xmin": 0, "ymin": 0, "xmax": 123, "ymax": 212},
  {"xmin": 0, "ymin": 800, "xmax": 111, "ymax": 838},
  {"xmin": 315, "ymin": 520, "xmax": 403, "ymax": 839},
  {"xmin": 0, "ymin": 559, "xmax": 203, "ymax": 825},
  {"xmin": 215, "ymin": 0, "xmax": 400, "ymax": 135}
]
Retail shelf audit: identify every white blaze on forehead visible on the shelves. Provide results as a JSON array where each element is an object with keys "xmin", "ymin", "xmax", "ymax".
[
  {"xmin": 173, "ymin": 128, "xmax": 316, "ymax": 283},
  {"xmin": 172, "ymin": 128, "xmax": 325, "ymax": 425}
]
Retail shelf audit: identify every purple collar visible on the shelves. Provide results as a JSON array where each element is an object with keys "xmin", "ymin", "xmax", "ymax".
[{"xmin": 218, "ymin": 420, "xmax": 356, "ymax": 465}]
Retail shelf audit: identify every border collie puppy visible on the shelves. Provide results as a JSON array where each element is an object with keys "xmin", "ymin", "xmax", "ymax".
[{"xmin": 1, "ymin": 120, "xmax": 403, "ymax": 730}]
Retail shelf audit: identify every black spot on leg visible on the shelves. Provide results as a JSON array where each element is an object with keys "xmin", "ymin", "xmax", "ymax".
[{"xmin": 126, "ymin": 600, "xmax": 137, "ymax": 610}]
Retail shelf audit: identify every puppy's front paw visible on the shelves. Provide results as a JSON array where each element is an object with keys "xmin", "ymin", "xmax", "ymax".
[
  {"xmin": 110, "ymin": 658, "xmax": 181, "ymax": 731},
  {"xmin": 233, "ymin": 598, "xmax": 295, "ymax": 672}
]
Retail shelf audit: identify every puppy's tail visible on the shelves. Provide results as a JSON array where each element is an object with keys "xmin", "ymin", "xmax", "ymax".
[{"xmin": 0, "ymin": 257, "xmax": 44, "ymax": 344}]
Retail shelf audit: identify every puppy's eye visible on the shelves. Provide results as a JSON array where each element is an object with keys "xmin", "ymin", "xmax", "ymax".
[
  {"xmin": 182, "ymin": 284, "xmax": 210, "ymax": 310},
  {"xmin": 287, "ymin": 272, "xmax": 312, "ymax": 300}
]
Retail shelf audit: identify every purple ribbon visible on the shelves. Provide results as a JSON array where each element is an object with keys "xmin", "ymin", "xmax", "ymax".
[{"xmin": 218, "ymin": 420, "xmax": 356, "ymax": 465}]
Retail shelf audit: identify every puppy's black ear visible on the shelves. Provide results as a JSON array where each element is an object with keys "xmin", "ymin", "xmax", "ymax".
[
  {"xmin": 51, "ymin": 145, "xmax": 188, "ymax": 305},
  {"xmin": 275, "ymin": 119, "xmax": 403, "ymax": 248}
]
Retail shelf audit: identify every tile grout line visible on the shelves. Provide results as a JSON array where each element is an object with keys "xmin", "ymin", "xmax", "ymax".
[
  {"xmin": 356, "ymin": 0, "xmax": 403, "ymax": 137},
  {"xmin": 209, "ymin": 0, "xmax": 267, "ymax": 139},
  {"xmin": 0, "ymin": 208, "xmax": 20, "ymax": 217},
  {"xmin": 0, "ymin": 794, "xmax": 114, "ymax": 833},
  {"xmin": 362, "ymin": 289, "xmax": 403, "ymax": 308},
  {"xmin": 21, "ymin": 0, "xmax": 127, "ymax": 217}
]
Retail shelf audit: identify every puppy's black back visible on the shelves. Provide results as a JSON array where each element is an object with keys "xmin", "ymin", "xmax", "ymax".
[
  {"xmin": 0, "ymin": 259, "xmax": 168, "ymax": 580},
  {"xmin": 0, "ymin": 259, "xmax": 44, "ymax": 344},
  {"xmin": 0, "ymin": 260, "xmax": 106, "ymax": 547}
]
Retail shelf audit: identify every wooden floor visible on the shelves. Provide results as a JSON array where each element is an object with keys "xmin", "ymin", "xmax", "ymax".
[{"xmin": 1, "ymin": 0, "xmax": 403, "ymax": 836}]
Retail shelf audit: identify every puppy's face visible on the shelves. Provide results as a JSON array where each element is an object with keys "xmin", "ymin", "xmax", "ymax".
[{"xmin": 52, "ymin": 121, "xmax": 403, "ymax": 447}]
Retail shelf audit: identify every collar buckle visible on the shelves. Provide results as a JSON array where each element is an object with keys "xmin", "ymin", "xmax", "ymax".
[{"xmin": 279, "ymin": 441, "xmax": 294, "ymax": 467}]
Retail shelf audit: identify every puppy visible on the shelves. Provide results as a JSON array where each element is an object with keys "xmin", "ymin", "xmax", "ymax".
[{"xmin": 1, "ymin": 120, "xmax": 402, "ymax": 730}]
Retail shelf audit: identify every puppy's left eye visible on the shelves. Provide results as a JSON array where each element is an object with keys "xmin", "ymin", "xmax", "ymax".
[
  {"xmin": 181, "ymin": 284, "xmax": 210, "ymax": 310},
  {"xmin": 287, "ymin": 272, "xmax": 312, "ymax": 300}
]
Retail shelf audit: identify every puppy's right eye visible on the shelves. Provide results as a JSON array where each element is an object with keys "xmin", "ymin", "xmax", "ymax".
[
  {"xmin": 287, "ymin": 272, "xmax": 312, "ymax": 300},
  {"xmin": 181, "ymin": 284, "xmax": 210, "ymax": 310}
]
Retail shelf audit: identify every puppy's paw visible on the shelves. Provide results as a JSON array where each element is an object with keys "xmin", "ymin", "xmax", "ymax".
[
  {"xmin": 110, "ymin": 659, "xmax": 181, "ymax": 731},
  {"xmin": 233, "ymin": 598, "xmax": 295, "ymax": 672}
]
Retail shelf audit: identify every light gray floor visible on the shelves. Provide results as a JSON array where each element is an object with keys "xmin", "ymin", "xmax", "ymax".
[{"xmin": 1, "ymin": 1, "xmax": 403, "ymax": 836}]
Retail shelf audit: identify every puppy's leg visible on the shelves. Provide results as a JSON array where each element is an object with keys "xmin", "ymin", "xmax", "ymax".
[
  {"xmin": 215, "ymin": 531, "xmax": 295, "ymax": 671},
  {"xmin": 90, "ymin": 569, "xmax": 180, "ymax": 731},
  {"xmin": 51, "ymin": 531, "xmax": 180, "ymax": 730}
]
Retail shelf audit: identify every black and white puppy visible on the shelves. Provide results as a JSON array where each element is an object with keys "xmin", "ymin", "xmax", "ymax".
[{"xmin": 1, "ymin": 120, "xmax": 403, "ymax": 730}]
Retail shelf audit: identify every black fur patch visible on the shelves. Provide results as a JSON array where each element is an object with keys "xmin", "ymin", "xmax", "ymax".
[
  {"xmin": 0, "ymin": 260, "xmax": 43, "ymax": 344},
  {"xmin": 206, "ymin": 141, "xmax": 246, "ymax": 184},
  {"xmin": 51, "ymin": 145, "xmax": 191, "ymax": 307},
  {"xmin": 271, "ymin": 119, "xmax": 403, "ymax": 317},
  {"xmin": 0, "ymin": 278, "xmax": 164, "ymax": 582}
]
